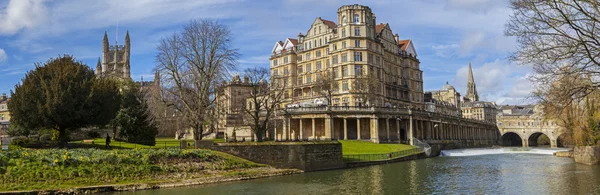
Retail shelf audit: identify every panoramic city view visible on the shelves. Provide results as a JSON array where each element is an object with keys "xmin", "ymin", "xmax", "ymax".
[{"xmin": 0, "ymin": 0, "xmax": 599, "ymax": 194}]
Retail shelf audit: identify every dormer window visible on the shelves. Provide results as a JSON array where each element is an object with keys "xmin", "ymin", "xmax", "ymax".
[{"xmin": 354, "ymin": 14, "xmax": 359, "ymax": 24}]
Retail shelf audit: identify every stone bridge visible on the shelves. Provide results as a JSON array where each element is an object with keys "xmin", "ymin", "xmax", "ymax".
[{"xmin": 497, "ymin": 121, "xmax": 565, "ymax": 148}]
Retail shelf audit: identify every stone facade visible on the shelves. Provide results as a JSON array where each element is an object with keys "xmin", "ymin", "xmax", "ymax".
[
  {"xmin": 0, "ymin": 93, "xmax": 9, "ymax": 136},
  {"xmin": 270, "ymin": 4, "xmax": 424, "ymax": 108},
  {"xmin": 424, "ymin": 82, "xmax": 461, "ymax": 116},
  {"xmin": 96, "ymin": 31, "xmax": 131, "ymax": 79},
  {"xmin": 496, "ymin": 104, "xmax": 564, "ymax": 147},
  {"xmin": 210, "ymin": 142, "xmax": 344, "ymax": 171},
  {"xmin": 215, "ymin": 74, "xmax": 254, "ymax": 139},
  {"xmin": 461, "ymin": 101, "xmax": 497, "ymax": 123}
]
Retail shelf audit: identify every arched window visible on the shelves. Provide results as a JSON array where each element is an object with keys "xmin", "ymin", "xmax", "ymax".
[
  {"xmin": 342, "ymin": 15, "xmax": 347, "ymax": 24},
  {"xmin": 354, "ymin": 14, "xmax": 359, "ymax": 24}
]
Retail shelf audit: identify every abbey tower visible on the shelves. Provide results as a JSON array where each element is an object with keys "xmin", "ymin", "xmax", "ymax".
[{"xmin": 96, "ymin": 31, "xmax": 131, "ymax": 79}]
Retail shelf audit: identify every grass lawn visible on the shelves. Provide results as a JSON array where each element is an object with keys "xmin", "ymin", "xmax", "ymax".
[
  {"xmin": 69, "ymin": 138, "xmax": 225, "ymax": 149},
  {"xmin": 339, "ymin": 140, "xmax": 415, "ymax": 155}
]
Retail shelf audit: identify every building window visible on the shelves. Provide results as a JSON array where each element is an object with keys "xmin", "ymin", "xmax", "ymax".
[
  {"xmin": 342, "ymin": 29, "xmax": 346, "ymax": 37},
  {"xmin": 298, "ymin": 55, "xmax": 302, "ymax": 61},
  {"xmin": 342, "ymin": 53, "xmax": 348, "ymax": 62},
  {"xmin": 333, "ymin": 55, "xmax": 338, "ymax": 64},
  {"xmin": 284, "ymin": 68, "xmax": 289, "ymax": 75},
  {"xmin": 298, "ymin": 65, "xmax": 303, "ymax": 73},
  {"xmin": 273, "ymin": 70, "xmax": 278, "ymax": 76},
  {"xmin": 354, "ymin": 52, "xmax": 362, "ymax": 61},
  {"xmin": 306, "ymin": 74, "xmax": 312, "ymax": 83},
  {"xmin": 284, "ymin": 57, "xmax": 288, "ymax": 64},
  {"xmin": 0, "ymin": 114, "xmax": 3, "ymax": 120},
  {"xmin": 306, "ymin": 64, "xmax": 312, "ymax": 72},
  {"xmin": 354, "ymin": 27, "xmax": 360, "ymax": 36},
  {"xmin": 342, "ymin": 81, "xmax": 349, "ymax": 91},
  {"xmin": 342, "ymin": 15, "xmax": 347, "ymax": 24},
  {"xmin": 342, "ymin": 41, "xmax": 346, "ymax": 49},
  {"xmin": 316, "ymin": 61, "xmax": 322, "ymax": 70},
  {"xmin": 273, "ymin": 59, "xmax": 278, "ymax": 66},
  {"xmin": 326, "ymin": 59, "xmax": 330, "ymax": 67},
  {"xmin": 316, "ymin": 50, "xmax": 321, "ymax": 58},
  {"xmin": 333, "ymin": 44, "xmax": 337, "ymax": 51},
  {"xmin": 325, "ymin": 37, "xmax": 328, "ymax": 44},
  {"xmin": 326, "ymin": 48, "xmax": 329, "ymax": 55},
  {"xmin": 354, "ymin": 14, "xmax": 359, "ymax": 23},
  {"xmin": 306, "ymin": 53, "xmax": 311, "ymax": 60},
  {"xmin": 376, "ymin": 56, "xmax": 380, "ymax": 65},
  {"xmin": 333, "ymin": 67, "xmax": 339, "ymax": 78},
  {"xmin": 342, "ymin": 65, "xmax": 348, "ymax": 77},
  {"xmin": 309, "ymin": 42, "xmax": 311, "ymax": 49},
  {"xmin": 297, "ymin": 77, "xmax": 302, "ymax": 85},
  {"xmin": 354, "ymin": 65, "xmax": 363, "ymax": 76},
  {"xmin": 355, "ymin": 40, "xmax": 360, "ymax": 48}
]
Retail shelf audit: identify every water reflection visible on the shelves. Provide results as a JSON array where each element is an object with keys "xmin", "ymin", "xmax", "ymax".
[{"xmin": 114, "ymin": 153, "xmax": 600, "ymax": 195}]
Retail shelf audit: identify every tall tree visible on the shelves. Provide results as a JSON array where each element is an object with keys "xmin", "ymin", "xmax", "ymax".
[
  {"xmin": 8, "ymin": 55, "xmax": 120, "ymax": 146},
  {"xmin": 352, "ymin": 69, "xmax": 380, "ymax": 107},
  {"xmin": 242, "ymin": 67, "xmax": 287, "ymax": 142},
  {"xmin": 155, "ymin": 19, "xmax": 239, "ymax": 141},
  {"xmin": 111, "ymin": 81, "xmax": 158, "ymax": 145},
  {"xmin": 314, "ymin": 69, "xmax": 338, "ymax": 107}
]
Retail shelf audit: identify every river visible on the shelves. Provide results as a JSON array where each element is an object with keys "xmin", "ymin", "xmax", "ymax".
[{"xmin": 114, "ymin": 148, "xmax": 600, "ymax": 195}]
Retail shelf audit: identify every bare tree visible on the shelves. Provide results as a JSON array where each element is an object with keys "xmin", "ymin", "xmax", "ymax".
[
  {"xmin": 352, "ymin": 70, "xmax": 380, "ymax": 107},
  {"xmin": 313, "ymin": 69, "xmax": 338, "ymax": 106},
  {"xmin": 155, "ymin": 19, "xmax": 239, "ymax": 141},
  {"xmin": 242, "ymin": 67, "xmax": 287, "ymax": 142},
  {"xmin": 506, "ymin": 0, "xmax": 600, "ymax": 103}
]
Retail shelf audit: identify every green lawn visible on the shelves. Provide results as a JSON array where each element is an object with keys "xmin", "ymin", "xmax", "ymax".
[
  {"xmin": 339, "ymin": 140, "xmax": 415, "ymax": 155},
  {"xmin": 69, "ymin": 138, "xmax": 225, "ymax": 149}
]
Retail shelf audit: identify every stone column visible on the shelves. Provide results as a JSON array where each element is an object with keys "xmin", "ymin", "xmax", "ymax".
[
  {"xmin": 386, "ymin": 118, "xmax": 390, "ymax": 142},
  {"xmin": 299, "ymin": 119, "xmax": 303, "ymax": 140},
  {"xmin": 371, "ymin": 116, "xmax": 379, "ymax": 143},
  {"xmin": 409, "ymin": 116, "xmax": 414, "ymax": 145},
  {"xmin": 396, "ymin": 119, "xmax": 400, "ymax": 142},
  {"xmin": 343, "ymin": 118, "xmax": 348, "ymax": 140},
  {"xmin": 312, "ymin": 118, "xmax": 316, "ymax": 140},
  {"xmin": 357, "ymin": 118, "xmax": 361, "ymax": 140},
  {"xmin": 551, "ymin": 138, "xmax": 557, "ymax": 148},
  {"xmin": 427, "ymin": 121, "xmax": 432, "ymax": 140},
  {"xmin": 324, "ymin": 117, "xmax": 333, "ymax": 140},
  {"xmin": 283, "ymin": 117, "xmax": 288, "ymax": 141}
]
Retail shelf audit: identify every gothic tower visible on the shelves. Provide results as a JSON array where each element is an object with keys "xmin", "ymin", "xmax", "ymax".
[
  {"xmin": 465, "ymin": 62, "xmax": 479, "ymax": 102},
  {"xmin": 97, "ymin": 31, "xmax": 131, "ymax": 79}
]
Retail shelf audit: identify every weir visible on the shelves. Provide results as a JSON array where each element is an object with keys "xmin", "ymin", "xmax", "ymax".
[{"xmin": 439, "ymin": 147, "xmax": 569, "ymax": 157}]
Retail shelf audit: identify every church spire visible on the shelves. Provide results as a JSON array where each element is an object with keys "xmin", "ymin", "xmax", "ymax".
[
  {"xmin": 465, "ymin": 62, "xmax": 479, "ymax": 102},
  {"xmin": 96, "ymin": 57, "xmax": 102, "ymax": 75}
]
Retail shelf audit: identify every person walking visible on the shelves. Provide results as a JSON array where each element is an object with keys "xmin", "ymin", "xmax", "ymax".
[{"xmin": 105, "ymin": 134, "xmax": 111, "ymax": 149}]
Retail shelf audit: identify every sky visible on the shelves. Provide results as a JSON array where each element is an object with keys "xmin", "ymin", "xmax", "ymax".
[{"xmin": 0, "ymin": 0, "xmax": 535, "ymax": 105}]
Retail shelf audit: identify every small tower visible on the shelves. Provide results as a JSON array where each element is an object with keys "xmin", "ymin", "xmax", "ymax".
[
  {"xmin": 465, "ymin": 62, "xmax": 479, "ymax": 102},
  {"xmin": 96, "ymin": 57, "xmax": 102, "ymax": 75},
  {"xmin": 98, "ymin": 30, "xmax": 131, "ymax": 80},
  {"xmin": 154, "ymin": 70, "xmax": 160, "ymax": 87},
  {"xmin": 102, "ymin": 32, "xmax": 109, "ymax": 72}
]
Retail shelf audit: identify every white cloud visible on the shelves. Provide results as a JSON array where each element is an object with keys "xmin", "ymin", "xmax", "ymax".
[
  {"xmin": 459, "ymin": 32, "xmax": 485, "ymax": 55},
  {"xmin": 0, "ymin": 0, "xmax": 49, "ymax": 35},
  {"xmin": 0, "ymin": 48, "xmax": 6, "ymax": 62},
  {"xmin": 431, "ymin": 44, "xmax": 459, "ymax": 58}
]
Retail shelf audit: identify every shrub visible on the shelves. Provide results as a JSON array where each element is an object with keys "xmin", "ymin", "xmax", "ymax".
[{"xmin": 10, "ymin": 137, "xmax": 40, "ymax": 148}]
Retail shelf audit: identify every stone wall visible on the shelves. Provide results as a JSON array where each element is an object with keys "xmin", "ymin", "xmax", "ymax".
[
  {"xmin": 574, "ymin": 146, "xmax": 600, "ymax": 165},
  {"xmin": 428, "ymin": 140, "xmax": 497, "ymax": 157},
  {"xmin": 210, "ymin": 142, "xmax": 344, "ymax": 171}
]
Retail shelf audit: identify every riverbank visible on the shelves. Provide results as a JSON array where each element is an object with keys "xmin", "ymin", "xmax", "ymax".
[{"xmin": 0, "ymin": 149, "xmax": 301, "ymax": 194}]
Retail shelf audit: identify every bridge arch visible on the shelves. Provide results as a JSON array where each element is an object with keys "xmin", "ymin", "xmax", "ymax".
[
  {"xmin": 527, "ymin": 132, "xmax": 551, "ymax": 147},
  {"xmin": 501, "ymin": 132, "xmax": 523, "ymax": 147},
  {"xmin": 556, "ymin": 133, "xmax": 571, "ymax": 148}
]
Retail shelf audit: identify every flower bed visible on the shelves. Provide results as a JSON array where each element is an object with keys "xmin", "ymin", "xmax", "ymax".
[{"xmin": 0, "ymin": 149, "xmax": 266, "ymax": 191}]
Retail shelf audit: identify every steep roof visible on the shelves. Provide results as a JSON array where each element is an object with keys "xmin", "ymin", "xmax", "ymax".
[
  {"xmin": 376, "ymin": 23, "xmax": 386, "ymax": 34},
  {"xmin": 320, "ymin": 18, "xmax": 337, "ymax": 29},
  {"xmin": 398, "ymin": 40, "xmax": 410, "ymax": 50},
  {"xmin": 288, "ymin": 38, "xmax": 298, "ymax": 45}
]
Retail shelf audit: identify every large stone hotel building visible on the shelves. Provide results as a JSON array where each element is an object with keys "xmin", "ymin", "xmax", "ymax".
[
  {"xmin": 248, "ymin": 4, "xmax": 500, "ymax": 144},
  {"xmin": 270, "ymin": 4, "xmax": 423, "ymax": 108}
]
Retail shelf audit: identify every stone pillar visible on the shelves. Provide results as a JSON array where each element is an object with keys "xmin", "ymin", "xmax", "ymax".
[
  {"xmin": 386, "ymin": 118, "xmax": 390, "ymax": 142},
  {"xmin": 343, "ymin": 118, "xmax": 348, "ymax": 140},
  {"xmin": 283, "ymin": 117, "xmax": 288, "ymax": 141},
  {"xmin": 409, "ymin": 116, "xmax": 414, "ymax": 145},
  {"xmin": 312, "ymin": 118, "xmax": 316, "ymax": 140},
  {"xmin": 299, "ymin": 119, "xmax": 303, "ymax": 140},
  {"xmin": 396, "ymin": 119, "xmax": 400, "ymax": 142},
  {"xmin": 427, "ymin": 121, "xmax": 432, "ymax": 140},
  {"xmin": 324, "ymin": 116, "xmax": 333, "ymax": 140},
  {"xmin": 371, "ymin": 116, "xmax": 379, "ymax": 143},
  {"xmin": 357, "ymin": 118, "xmax": 361, "ymax": 140},
  {"xmin": 551, "ymin": 138, "xmax": 557, "ymax": 148}
]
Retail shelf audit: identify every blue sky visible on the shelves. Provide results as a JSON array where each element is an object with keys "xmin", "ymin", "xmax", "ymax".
[{"xmin": 0, "ymin": 0, "xmax": 534, "ymax": 105}]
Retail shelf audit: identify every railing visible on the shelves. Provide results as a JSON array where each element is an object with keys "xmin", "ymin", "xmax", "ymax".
[{"xmin": 343, "ymin": 147, "xmax": 423, "ymax": 162}]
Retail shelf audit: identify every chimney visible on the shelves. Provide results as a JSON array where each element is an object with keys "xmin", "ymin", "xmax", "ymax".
[{"xmin": 394, "ymin": 33, "xmax": 399, "ymax": 43}]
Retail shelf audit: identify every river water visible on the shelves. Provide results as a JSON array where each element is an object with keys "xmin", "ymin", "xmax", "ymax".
[{"xmin": 115, "ymin": 148, "xmax": 600, "ymax": 195}]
